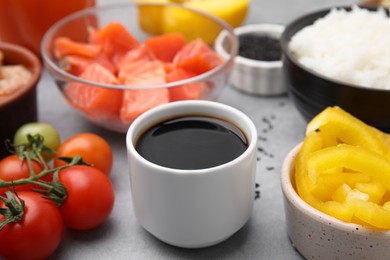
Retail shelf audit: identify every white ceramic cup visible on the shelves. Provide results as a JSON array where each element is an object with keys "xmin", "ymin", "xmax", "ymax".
[{"xmin": 126, "ymin": 100, "xmax": 258, "ymax": 248}]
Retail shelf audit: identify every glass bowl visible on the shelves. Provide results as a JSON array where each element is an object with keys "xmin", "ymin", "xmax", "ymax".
[{"xmin": 41, "ymin": 2, "xmax": 238, "ymax": 133}]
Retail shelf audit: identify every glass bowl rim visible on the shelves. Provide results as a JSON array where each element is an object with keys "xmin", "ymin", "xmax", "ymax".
[{"xmin": 41, "ymin": 2, "xmax": 238, "ymax": 90}]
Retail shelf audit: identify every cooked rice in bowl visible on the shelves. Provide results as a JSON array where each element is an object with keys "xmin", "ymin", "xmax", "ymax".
[{"xmin": 289, "ymin": 5, "xmax": 390, "ymax": 90}]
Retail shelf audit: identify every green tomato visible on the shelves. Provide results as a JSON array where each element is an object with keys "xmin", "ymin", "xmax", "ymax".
[{"xmin": 14, "ymin": 122, "xmax": 61, "ymax": 161}]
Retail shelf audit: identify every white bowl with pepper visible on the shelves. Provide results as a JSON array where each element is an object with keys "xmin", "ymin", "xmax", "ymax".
[{"xmin": 216, "ymin": 24, "xmax": 286, "ymax": 96}]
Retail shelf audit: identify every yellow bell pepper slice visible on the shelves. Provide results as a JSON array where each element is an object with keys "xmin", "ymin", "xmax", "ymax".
[
  {"xmin": 370, "ymin": 126, "xmax": 390, "ymax": 158},
  {"xmin": 295, "ymin": 106, "xmax": 390, "ymax": 230},
  {"xmin": 355, "ymin": 181, "xmax": 387, "ymax": 204},
  {"xmin": 346, "ymin": 189, "xmax": 370, "ymax": 202},
  {"xmin": 352, "ymin": 200, "xmax": 390, "ymax": 229},
  {"xmin": 306, "ymin": 144, "xmax": 390, "ymax": 189},
  {"xmin": 332, "ymin": 183, "xmax": 352, "ymax": 203},
  {"xmin": 310, "ymin": 171, "xmax": 372, "ymax": 202},
  {"xmin": 306, "ymin": 106, "xmax": 388, "ymax": 155},
  {"xmin": 294, "ymin": 130, "xmax": 324, "ymax": 210},
  {"xmin": 343, "ymin": 171, "xmax": 372, "ymax": 187},
  {"xmin": 383, "ymin": 201, "xmax": 390, "ymax": 211},
  {"xmin": 322, "ymin": 200, "xmax": 355, "ymax": 222},
  {"xmin": 380, "ymin": 190, "xmax": 390, "ymax": 205},
  {"xmin": 310, "ymin": 169, "xmax": 345, "ymax": 201}
]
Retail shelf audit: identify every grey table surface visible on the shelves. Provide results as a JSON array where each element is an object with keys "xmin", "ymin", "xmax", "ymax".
[{"xmin": 39, "ymin": 0, "xmax": 359, "ymax": 259}]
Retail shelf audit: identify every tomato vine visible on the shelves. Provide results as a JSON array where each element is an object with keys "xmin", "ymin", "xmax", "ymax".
[{"xmin": 0, "ymin": 134, "xmax": 88, "ymax": 229}]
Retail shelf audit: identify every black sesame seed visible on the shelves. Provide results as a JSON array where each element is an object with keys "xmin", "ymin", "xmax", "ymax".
[{"xmin": 238, "ymin": 34, "xmax": 281, "ymax": 61}]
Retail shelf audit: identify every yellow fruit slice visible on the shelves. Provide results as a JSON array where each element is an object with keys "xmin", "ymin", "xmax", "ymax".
[
  {"xmin": 135, "ymin": 0, "xmax": 248, "ymax": 27},
  {"xmin": 180, "ymin": 0, "xmax": 249, "ymax": 28},
  {"xmin": 137, "ymin": 4, "xmax": 165, "ymax": 35},
  {"xmin": 163, "ymin": 5, "xmax": 223, "ymax": 43},
  {"xmin": 134, "ymin": 0, "xmax": 249, "ymax": 43}
]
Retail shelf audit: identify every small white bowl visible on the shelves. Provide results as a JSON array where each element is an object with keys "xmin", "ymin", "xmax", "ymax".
[
  {"xmin": 281, "ymin": 143, "xmax": 390, "ymax": 259},
  {"xmin": 216, "ymin": 24, "xmax": 286, "ymax": 96}
]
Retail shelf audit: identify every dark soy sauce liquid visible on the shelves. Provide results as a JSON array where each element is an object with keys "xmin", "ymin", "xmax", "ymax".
[{"xmin": 136, "ymin": 116, "xmax": 248, "ymax": 170}]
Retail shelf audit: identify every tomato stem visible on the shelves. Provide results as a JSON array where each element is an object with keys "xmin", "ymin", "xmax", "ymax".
[
  {"xmin": 0, "ymin": 155, "xmax": 84, "ymax": 189},
  {"xmin": 1, "ymin": 134, "xmax": 89, "ymax": 205},
  {"xmin": 0, "ymin": 134, "xmax": 93, "ymax": 229},
  {"xmin": 0, "ymin": 191, "xmax": 25, "ymax": 230}
]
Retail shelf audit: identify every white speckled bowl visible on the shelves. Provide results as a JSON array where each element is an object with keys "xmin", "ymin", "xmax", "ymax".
[{"xmin": 281, "ymin": 143, "xmax": 390, "ymax": 260}]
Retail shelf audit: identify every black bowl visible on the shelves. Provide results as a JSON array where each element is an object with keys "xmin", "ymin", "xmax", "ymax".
[{"xmin": 280, "ymin": 6, "xmax": 390, "ymax": 132}]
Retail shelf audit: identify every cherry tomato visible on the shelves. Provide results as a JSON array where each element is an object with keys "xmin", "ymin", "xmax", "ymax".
[
  {"xmin": 0, "ymin": 191, "xmax": 64, "ymax": 260},
  {"xmin": 0, "ymin": 155, "xmax": 51, "ymax": 194},
  {"xmin": 54, "ymin": 133, "xmax": 113, "ymax": 175},
  {"xmin": 13, "ymin": 122, "xmax": 61, "ymax": 161},
  {"xmin": 58, "ymin": 165, "xmax": 115, "ymax": 230}
]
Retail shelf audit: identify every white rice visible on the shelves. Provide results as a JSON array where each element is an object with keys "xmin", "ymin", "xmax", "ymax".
[{"xmin": 289, "ymin": 5, "xmax": 390, "ymax": 89}]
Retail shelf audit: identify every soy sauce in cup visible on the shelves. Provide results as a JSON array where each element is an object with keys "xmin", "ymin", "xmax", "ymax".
[
  {"xmin": 126, "ymin": 100, "xmax": 257, "ymax": 248},
  {"xmin": 135, "ymin": 116, "xmax": 248, "ymax": 170}
]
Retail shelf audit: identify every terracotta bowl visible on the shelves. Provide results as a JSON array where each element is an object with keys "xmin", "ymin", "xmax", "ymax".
[
  {"xmin": 0, "ymin": 42, "xmax": 42, "ymax": 159},
  {"xmin": 281, "ymin": 143, "xmax": 390, "ymax": 259}
]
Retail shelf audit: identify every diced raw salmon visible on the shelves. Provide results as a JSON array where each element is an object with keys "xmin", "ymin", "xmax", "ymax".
[
  {"xmin": 53, "ymin": 22, "xmax": 227, "ymax": 127},
  {"xmin": 120, "ymin": 88, "xmax": 169, "ymax": 125},
  {"xmin": 65, "ymin": 63, "xmax": 123, "ymax": 119},
  {"xmin": 145, "ymin": 32, "xmax": 186, "ymax": 62},
  {"xmin": 89, "ymin": 22, "xmax": 140, "ymax": 64},
  {"xmin": 118, "ymin": 59, "xmax": 169, "ymax": 124},
  {"xmin": 166, "ymin": 68, "xmax": 205, "ymax": 101},
  {"xmin": 116, "ymin": 45, "xmax": 152, "ymax": 69},
  {"xmin": 118, "ymin": 60, "xmax": 166, "ymax": 86},
  {"xmin": 54, "ymin": 37, "xmax": 101, "ymax": 59},
  {"xmin": 173, "ymin": 38, "xmax": 223, "ymax": 75},
  {"xmin": 59, "ymin": 54, "xmax": 115, "ymax": 76},
  {"xmin": 164, "ymin": 62, "xmax": 174, "ymax": 74}
]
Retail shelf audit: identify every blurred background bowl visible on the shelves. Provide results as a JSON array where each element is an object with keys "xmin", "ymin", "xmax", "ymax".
[
  {"xmin": 216, "ymin": 23, "xmax": 286, "ymax": 96},
  {"xmin": 41, "ymin": 2, "xmax": 238, "ymax": 133},
  {"xmin": 0, "ymin": 0, "xmax": 96, "ymax": 57},
  {"xmin": 280, "ymin": 6, "xmax": 390, "ymax": 132},
  {"xmin": 281, "ymin": 143, "xmax": 390, "ymax": 259},
  {"xmin": 0, "ymin": 42, "xmax": 41, "ymax": 159}
]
